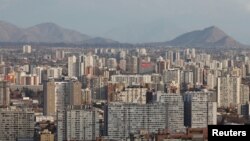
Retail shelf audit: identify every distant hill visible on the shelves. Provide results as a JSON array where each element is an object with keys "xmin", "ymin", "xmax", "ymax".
[
  {"xmin": 0, "ymin": 21, "xmax": 22, "ymax": 42},
  {"xmin": 0, "ymin": 21, "xmax": 117, "ymax": 44},
  {"xmin": 165, "ymin": 26, "xmax": 244, "ymax": 48}
]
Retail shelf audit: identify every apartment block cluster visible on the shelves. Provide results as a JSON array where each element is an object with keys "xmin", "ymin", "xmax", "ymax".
[{"xmin": 0, "ymin": 45, "xmax": 250, "ymax": 141}]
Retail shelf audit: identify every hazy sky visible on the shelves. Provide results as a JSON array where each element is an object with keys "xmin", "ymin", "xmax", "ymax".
[{"xmin": 0, "ymin": 0, "xmax": 250, "ymax": 43}]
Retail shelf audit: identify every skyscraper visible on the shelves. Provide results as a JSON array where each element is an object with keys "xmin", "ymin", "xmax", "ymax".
[
  {"xmin": 68, "ymin": 55, "xmax": 77, "ymax": 77},
  {"xmin": 76, "ymin": 53, "xmax": 85, "ymax": 78},
  {"xmin": 43, "ymin": 80, "xmax": 57, "ymax": 117},
  {"xmin": 174, "ymin": 50, "xmax": 180, "ymax": 63},
  {"xmin": 165, "ymin": 50, "xmax": 174, "ymax": 65},
  {"xmin": 191, "ymin": 48, "xmax": 196, "ymax": 59},
  {"xmin": 184, "ymin": 91, "xmax": 217, "ymax": 128}
]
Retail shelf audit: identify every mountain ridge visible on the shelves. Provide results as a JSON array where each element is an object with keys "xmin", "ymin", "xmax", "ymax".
[
  {"xmin": 0, "ymin": 21, "xmax": 117, "ymax": 44},
  {"xmin": 165, "ymin": 26, "xmax": 243, "ymax": 48},
  {"xmin": 0, "ymin": 21, "xmax": 247, "ymax": 48}
]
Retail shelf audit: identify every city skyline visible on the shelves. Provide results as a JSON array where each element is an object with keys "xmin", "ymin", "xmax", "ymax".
[
  {"xmin": 0, "ymin": 1, "xmax": 250, "ymax": 140},
  {"xmin": 0, "ymin": 45, "xmax": 250, "ymax": 140}
]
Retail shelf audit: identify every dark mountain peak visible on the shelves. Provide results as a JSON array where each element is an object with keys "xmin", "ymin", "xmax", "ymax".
[
  {"xmin": 200, "ymin": 26, "xmax": 228, "ymax": 43},
  {"xmin": 204, "ymin": 26, "xmax": 226, "ymax": 35},
  {"xmin": 167, "ymin": 26, "xmax": 242, "ymax": 48}
]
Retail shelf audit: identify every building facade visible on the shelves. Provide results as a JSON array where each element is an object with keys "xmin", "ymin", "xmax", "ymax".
[
  {"xmin": 104, "ymin": 102, "xmax": 167, "ymax": 140},
  {"xmin": 217, "ymin": 75, "xmax": 241, "ymax": 107},
  {"xmin": 159, "ymin": 93, "xmax": 184, "ymax": 132},
  {"xmin": 0, "ymin": 109, "xmax": 35, "ymax": 141},
  {"xmin": 65, "ymin": 105, "xmax": 100, "ymax": 141},
  {"xmin": 0, "ymin": 81, "xmax": 10, "ymax": 107},
  {"xmin": 184, "ymin": 91, "xmax": 217, "ymax": 128}
]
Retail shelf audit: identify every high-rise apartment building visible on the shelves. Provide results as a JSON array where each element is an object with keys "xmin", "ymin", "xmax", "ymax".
[
  {"xmin": 174, "ymin": 51, "xmax": 180, "ymax": 63},
  {"xmin": 82, "ymin": 88, "xmax": 92, "ymax": 105},
  {"xmin": 240, "ymin": 84, "xmax": 249, "ymax": 104},
  {"xmin": 68, "ymin": 55, "xmax": 77, "ymax": 77},
  {"xmin": 107, "ymin": 58, "xmax": 117, "ymax": 69},
  {"xmin": 76, "ymin": 53, "xmax": 85, "ymax": 78},
  {"xmin": 163, "ymin": 69, "xmax": 180, "ymax": 85},
  {"xmin": 165, "ymin": 50, "xmax": 174, "ymax": 65},
  {"xmin": 206, "ymin": 73, "xmax": 216, "ymax": 90},
  {"xmin": 43, "ymin": 78, "xmax": 82, "ymax": 141},
  {"xmin": 127, "ymin": 56, "xmax": 138, "ymax": 74},
  {"xmin": 65, "ymin": 105, "xmax": 100, "ymax": 141},
  {"xmin": 68, "ymin": 80, "xmax": 82, "ymax": 105},
  {"xmin": 159, "ymin": 93, "xmax": 184, "ymax": 132},
  {"xmin": 191, "ymin": 66, "xmax": 204, "ymax": 85},
  {"xmin": 32, "ymin": 66, "xmax": 44, "ymax": 84},
  {"xmin": 43, "ymin": 79, "xmax": 82, "ymax": 117},
  {"xmin": 104, "ymin": 102, "xmax": 167, "ymax": 140},
  {"xmin": 23, "ymin": 45, "xmax": 32, "ymax": 53},
  {"xmin": 119, "ymin": 59, "xmax": 126, "ymax": 71},
  {"xmin": 217, "ymin": 75, "xmax": 241, "ymax": 107},
  {"xmin": 85, "ymin": 54, "xmax": 94, "ymax": 67},
  {"xmin": 156, "ymin": 60, "xmax": 167, "ymax": 74},
  {"xmin": 46, "ymin": 67, "xmax": 63, "ymax": 79},
  {"xmin": 0, "ymin": 81, "xmax": 10, "ymax": 107},
  {"xmin": 182, "ymin": 70, "xmax": 194, "ymax": 85},
  {"xmin": 55, "ymin": 49, "xmax": 65, "ymax": 60},
  {"xmin": 184, "ymin": 91, "xmax": 217, "ymax": 128},
  {"xmin": 191, "ymin": 48, "xmax": 196, "ymax": 59},
  {"xmin": 0, "ymin": 109, "xmax": 35, "ymax": 141}
]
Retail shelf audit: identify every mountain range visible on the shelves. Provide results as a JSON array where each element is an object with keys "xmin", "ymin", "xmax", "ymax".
[
  {"xmin": 0, "ymin": 21, "xmax": 247, "ymax": 48},
  {"xmin": 0, "ymin": 21, "xmax": 117, "ymax": 44}
]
